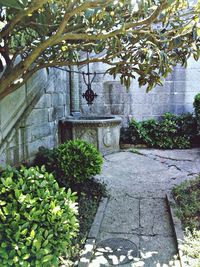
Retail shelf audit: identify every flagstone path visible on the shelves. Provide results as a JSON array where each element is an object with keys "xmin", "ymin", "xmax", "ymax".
[{"xmin": 88, "ymin": 148, "xmax": 200, "ymax": 267}]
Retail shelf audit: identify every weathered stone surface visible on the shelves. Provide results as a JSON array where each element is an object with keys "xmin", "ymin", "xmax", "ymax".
[
  {"xmin": 52, "ymin": 93, "xmax": 66, "ymax": 107},
  {"xmin": 90, "ymin": 149, "xmax": 200, "ymax": 266},
  {"xmin": 54, "ymin": 106, "xmax": 65, "ymax": 119},
  {"xmin": 26, "ymin": 69, "xmax": 47, "ymax": 98},
  {"xmin": 0, "ymin": 68, "xmax": 68, "ymax": 166},
  {"xmin": 26, "ymin": 123, "xmax": 52, "ymax": 142},
  {"xmin": 0, "ymin": 86, "xmax": 26, "ymax": 132},
  {"xmin": 60, "ymin": 117, "xmax": 122, "ymax": 155},
  {"xmin": 89, "ymin": 234, "xmax": 140, "ymax": 267},
  {"xmin": 81, "ymin": 58, "xmax": 200, "ymax": 125},
  {"xmin": 88, "ymin": 198, "xmax": 108, "ymax": 239},
  {"xmin": 26, "ymin": 136, "xmax": 55, "ymax": 159},
  {"xmin": 36, "ymin": 94, "xmax": 52, "ymax": 108},
  {"xmin": 140, "ymin": 198, "xmax": 173, "ymax": 236},
  {"xmin": 26, "ymin": 109, "xmax": 49, "ymax": 126},
  {"xmin": 140, "ymin": 236, "xmax": 180, "ymax": 267},
  {"xmin": 100, "ymin": 196, "xmax": 139, "ymax": 233}
]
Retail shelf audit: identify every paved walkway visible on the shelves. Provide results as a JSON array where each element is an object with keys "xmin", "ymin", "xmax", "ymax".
[{"xmin": 88, "ymin": 148, "xmax": 200, "ymax": 267}]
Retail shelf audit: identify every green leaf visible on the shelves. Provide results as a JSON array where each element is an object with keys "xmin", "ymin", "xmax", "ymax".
[
  {"xmin": 0, "ymin": 200, "xmax": 6, "ymax": 206},
  {"xmin": 42, "ymin": 254, "xmax": 53, "ymax": 263},
  {"xmin": 197, "ymin": 27, "xmax": 200, "ymax": 37},
  {"xmin": 30, "ymin": 229, "xmax": 35, "ymax": 239},
  {"xmin": 22, "ymin": 253, "xmax": 30, "ymax": 260},
  {"xmin": 44, "ymin": 230, "xmax": 48, "ymax": 238},
  {"xmin": 0, "ymin": 0, "xmax": 24, "ymax": 9},
  {"xmin": 21, "ymin": 228, "xmax": 28, "ymax": 235},
  {"xmin": 33, "ymin": 239, "xmax": 41, "ymax": 250}
]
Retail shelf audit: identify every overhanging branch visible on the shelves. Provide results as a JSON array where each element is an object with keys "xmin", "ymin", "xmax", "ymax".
[{"xmin": 0, "ymin": 0, "xmax": 48, "ymax": 39}]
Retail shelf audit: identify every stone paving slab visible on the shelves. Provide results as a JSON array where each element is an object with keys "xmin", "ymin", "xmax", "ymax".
[
  {"xmin": 138, "ymin": 148, "xmax": 200, "ymax": 161},
  {"xmin": 140, "ymin": 198, "xmax": 173, "ymax": 236},
  {"xmin": 138, "ymin": 148, "xmax": 200, "ymax": 175},
  {"xmin": 87, "ymin": 148, "xmax": 200, "ymax": 267},
  {"xmin": 100, "ymin": 196, "xmax": 139, "ymax": 233},
  {"xmin": 89, "ymin": 233, "xmax": 140, "ymax": 267},
  {"xmin": 140, "ymin": 235, "xmax": 180, "ymax": 267},
  {"xmin": 103, "ymin": 152, "xmax": 168, "ymax": 174}
]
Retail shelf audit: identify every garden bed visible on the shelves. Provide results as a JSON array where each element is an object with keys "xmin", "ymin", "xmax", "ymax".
[
  {"xmin": 120, "ymin": 94, "xmax": 200, "ymax": 149},
  {"xmin": 60, "ymin": 178, "xmax": 106, "ymax": 266},
  {"xmin": 169, "ymin": 175, "xmax": 200, "ymax": 267},
  {"xmin": 33, "ymin": 140, "xmax": 107, "ymax": 266},
  {"xmin": 120, "ymin": 109, "xmax": 200, "ymax": 150}
]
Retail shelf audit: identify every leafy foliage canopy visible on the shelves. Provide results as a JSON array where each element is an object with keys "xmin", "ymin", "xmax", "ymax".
[{"xmin": 0, "ymin": 0, "xmax": 199, "ymax": 99}]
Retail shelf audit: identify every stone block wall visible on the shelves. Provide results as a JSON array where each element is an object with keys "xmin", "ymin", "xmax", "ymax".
[
  {"xmin": 80, "ymin": 58, "xmax": 200, "ymax": 125},
  {"xmin": 0, "ymin": 68, "xmax": 69, "ymax": 167},
  {"xmin": 0, "ymin": 56, "xmax": 199, "ymax": 166}
]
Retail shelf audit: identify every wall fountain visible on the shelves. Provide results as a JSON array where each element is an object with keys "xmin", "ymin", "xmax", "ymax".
[{"xmin": 59, "ymin": 62, "xmax": 122, "ymax": 155}]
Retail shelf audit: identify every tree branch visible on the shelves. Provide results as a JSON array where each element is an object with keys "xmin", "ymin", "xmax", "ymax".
[
  {"xmin": 0, "ymin": 0, "xmax": 48, "ymax": 39},
  {"xmin": 55, "ymin": 1, "xmax": 168, "ymax": 44},
  {"xmin": 0, "ymin": 0, "xmax": 114, "ymax": 95}
]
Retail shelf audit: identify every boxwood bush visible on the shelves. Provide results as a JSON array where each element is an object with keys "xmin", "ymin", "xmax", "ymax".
[
  {"xmin": 34, "ymin": 140, "xmax": 103, "ymax": 186},
  {"xmin": 57, "ymin": 139, "xmax": 103, "ymax": 183},
  {"xmin": 0, "ymin": 166, "xmax": 78, "ymax": 267}
]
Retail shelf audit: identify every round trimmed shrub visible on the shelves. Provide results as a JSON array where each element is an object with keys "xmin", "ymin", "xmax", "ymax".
[
  {"xmin": 0, "ymin": 166, "xmax": 78, "ymax": 267},
  {"xmin": 57, "ymin": 139, "xmax": 103, "ymax": 183}
]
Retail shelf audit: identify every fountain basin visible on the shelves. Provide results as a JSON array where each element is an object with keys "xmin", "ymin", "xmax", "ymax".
[{"xmin": 59, "ymin": 116, "xmax": 122, "ymax": 155}]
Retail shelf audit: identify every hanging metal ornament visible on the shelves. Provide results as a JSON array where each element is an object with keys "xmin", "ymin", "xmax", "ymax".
[{"xmin": 82, "ymin": 53, "xmax": 98, "ymax": 105}]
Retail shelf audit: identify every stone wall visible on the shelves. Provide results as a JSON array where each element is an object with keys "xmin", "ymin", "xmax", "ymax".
[
  {"xmin": 0, "ymin": 56, "xmax": 199, "ymax": 166},
  {"xmin": 0, "ymin": 68, "xmax": 69, "ymax": 167},
  {"xmin": 80, "ymin": 58, "xmax": 200, "ymax": 125}
]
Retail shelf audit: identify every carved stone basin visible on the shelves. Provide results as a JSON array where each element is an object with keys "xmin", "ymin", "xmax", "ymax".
[
  {"xmin": 78, "ymin": 116, "xmax": 115, "ymax": 120},
  {"xmin": 59, "ymin": 116, "xmax": 122, "ymax": 155}
]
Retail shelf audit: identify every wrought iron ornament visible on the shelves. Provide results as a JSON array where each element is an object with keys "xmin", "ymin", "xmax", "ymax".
[
  {"xmin": 54, "ymin": 52, "xmax": 102, "ymax": 105},
  {"xmin": 82, "ymin": 52, "xmax": 98, "ymax": 105},
  {"xmin": 82, "ymin": 85, "xmax": 97, "ymax": 105}
]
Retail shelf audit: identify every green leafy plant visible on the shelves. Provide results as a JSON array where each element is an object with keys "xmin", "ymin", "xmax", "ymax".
[
  {"xmin": 0, "ymin": 166, "xmax": 78, "ymax": 267},
  {"xmin": 172, "ymin": 175, "xmax": 200, "ymax": 230},
  {"xmin": 0, "ymin": 1, "xmax": 200, "ymax": 99},
  {"xmin": 194, "ymin": 93, "xmax": 200, "ymax": 134},
  {"xmin": 139, "ymin": 119, "xmax": 158, "ymax": 147},
  {"xmin": 57, "ymin": 140, "xmax": 103, "ymax": 183},
  {"xmin": 34, "ymin": 146, "xmax": 65, "ymax": 186},
  {"xmin": 155, "ymin": 113, "xmax": 190, "ymax": 149},
  {"xmin": 34, "ymin": 146, "xmax": 59, "ymax": 174},
  {"xmin": 121, "ymin": 112, "xmax": 197, "ymax": 149},
  {"xmin": 182, "ymin": 229, "xmax": 200, "ymax": 267},
  {"xmin": 33, "ymin": 141, "xmax": 106, "ymax": 265},
  {"xmin": 172, "ymin": 175, "xmax": 200, "ymax": 267}
]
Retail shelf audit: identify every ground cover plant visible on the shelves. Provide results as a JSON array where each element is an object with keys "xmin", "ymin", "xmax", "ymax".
[
  {"xmin": 0, "ymin": 166, "xmax": 78, "ymax": 266},
  {"xmin": 172, "ymin": 175, "xmax": 200, "ymax": 267},
  {"xmin": 121, "ymin": 93, "xmax": 200, "ymax": 149},
  {"xmin": 120, "ymin": 112, "xmax": 198, "ymax": 149},
  {"xmin": 194, "ymin": 93, "xmax": 200, "ymax": 133},
  {"xmin": 34, "ymin": 139, "xmax": 106, "ymax": 265}
]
